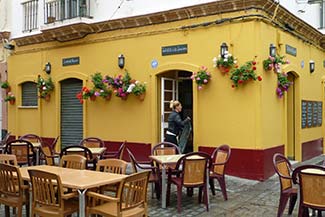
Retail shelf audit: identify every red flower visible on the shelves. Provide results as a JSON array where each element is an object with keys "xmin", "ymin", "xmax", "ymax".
[
  {"xmin": 252, "ymin": 66, "xmax": 257, "ymax": 70},
  {"xmin": 252, "ymin": 61, "xmax": 257, "ymax": 65},
  {"xmin": 257, "ymin": 76, "xmax": 262, "ymax": 81},
  {"xmin": 225, "ymin": 68, "xmax": 229, "ymax": 73},
  {"xmin": 238, "ymin": 80, "xmax": 244, "ymax": 84},
  {"xmin": 232, "ymin": 85, "xmax": 235, "ymax": 88},
  {"xmin": 82, "ymin": 86, "xmax": 88, "ymax": 92}
]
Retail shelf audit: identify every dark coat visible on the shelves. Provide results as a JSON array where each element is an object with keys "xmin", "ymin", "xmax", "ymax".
[{"xmin": 167, "ymin": 111, "xmax": 189, "ymax": 136}]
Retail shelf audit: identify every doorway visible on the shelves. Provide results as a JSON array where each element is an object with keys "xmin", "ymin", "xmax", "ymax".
[
  {"xmin": 60, "ymin": 78, "xmax": 83, "ymax": 148},
  {"xmin": 287, "ymin": 72, "xmax": 296, "ymax": 160},
  {"xmin": 160, "ymin": 70, "xmax": 193, "ymax": 153}
]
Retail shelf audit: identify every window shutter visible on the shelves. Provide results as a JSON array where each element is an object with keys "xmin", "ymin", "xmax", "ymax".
[{"xmin": 22, "ymin": 82, "xmax": 38, "ymax": 106}]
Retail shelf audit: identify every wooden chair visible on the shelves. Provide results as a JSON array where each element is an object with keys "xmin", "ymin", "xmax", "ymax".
[
  {"xmin": 4, "ymin": 139, "xmax": 36, "ymax": 166},
  {"xmin": 60, "ymin": 145, "xmax": 96, "ymax": 169},
  {"xmin": 273, "ymin": 153, "xmax": 297, "ymax": 217},
  {"xmin": 166, "ymin": 152, "xmax": 211, "ymax": 213},
  {"xmin": 60, "ymin": 154, "xmax": 87, "ymax": 170},
  {"xmin": 0, "ymin": 154, "xmax": 18, "ymax": 166},
  {"xmin": 28, "ymin": 169, "xmax": 79, "ymax": 217},
  {"xmin": 86, "ymin": 170, "xmax": 150, "ymax": 217},
  {"xmin": 151, "ymin": 141, "xmax": 180, "ymax": 156},
  {"xmin": 50, "ymin": 135, "xmax": 60, "ymax": 152},
  {"xmin": 127, "ymin": 148, "xmax": 160, "ymax": 199},
  {"xmin": 209, "ymin": 144, "xmax": 231, "ymax": 200},
  {"xmin": 96, "ymin": 159, "xmax": 128, "ymax": 195},
  {"xmin": 79, "ymin": 137, "xmax": 104, "ymax": 148},
  {"xmin": 0, "ymin": 163, "xmax": 29, "ymax": 217}
]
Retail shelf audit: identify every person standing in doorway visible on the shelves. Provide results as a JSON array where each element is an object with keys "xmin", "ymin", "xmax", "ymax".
[{"xmin": 165, "ymin": 100, "xmax": 190, "ymax": 146}]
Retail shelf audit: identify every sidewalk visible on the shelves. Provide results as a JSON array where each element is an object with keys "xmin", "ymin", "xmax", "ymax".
[{"xmin": 148, "ymin": 154, "xmax": 325, "ymax": 217}]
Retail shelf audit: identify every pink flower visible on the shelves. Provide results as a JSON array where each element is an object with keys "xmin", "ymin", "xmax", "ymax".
[
  {"xmin": 286, "ymin": 60, "xmax": 290, "ymax": 64},
  {"xmin": 201, "ymin": 66, "xmax": 208, "ymax": 71},
  {"xmin": 203, "ymin": 79, "xmax": 208, "ymax": 83},
  {"xmin": 198, "ymin": 86, "xmax": 203, "ymax": 90},
  {"xmin": 94, "ymin": 91, "xmax": 100, "ymax": 96},
  {"xmin": 196, "ymin": 77, "xmax": 201, "ymax": 81}
]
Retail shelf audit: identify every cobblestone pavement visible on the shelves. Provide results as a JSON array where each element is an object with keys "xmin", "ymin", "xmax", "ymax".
[{"xmin": 1, "ymin": 155, "xmax": 324, "ymax": 217}]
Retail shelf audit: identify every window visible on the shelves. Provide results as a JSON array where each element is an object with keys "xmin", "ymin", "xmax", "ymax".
[
  {"xmin": 22, "ymin": 0, "xmax": 39, "ymax": 32},
  {"xmin": 21, "ymin": 82, "xmax": 38, "ymax": 106}
]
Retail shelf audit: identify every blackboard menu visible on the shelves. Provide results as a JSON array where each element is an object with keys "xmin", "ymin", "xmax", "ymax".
[
  {"xmin": 301, "ymin": 101, "xmax": 307, "ymax": 128},
  {"xmin": 301, "ymin": 100, "xmax": 322, "ymax": 129}
]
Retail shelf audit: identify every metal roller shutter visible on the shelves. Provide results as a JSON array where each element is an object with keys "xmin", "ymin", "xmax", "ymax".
[
  {"xmin": 22, "ymin": 82, "xmax": 38, "ymax": 106},
  {"xmin": 60, "ymin": 78, "xmax": 83, "ymax": 148}
]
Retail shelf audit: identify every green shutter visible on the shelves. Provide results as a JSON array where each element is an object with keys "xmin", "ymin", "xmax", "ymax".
[
  {"xmin": 60, "ymin": 78, "xmax": 83, "ymax": 148},
  {"xmin": 22, "ymin": 82, "xmax": 38, "ymax": 106}
]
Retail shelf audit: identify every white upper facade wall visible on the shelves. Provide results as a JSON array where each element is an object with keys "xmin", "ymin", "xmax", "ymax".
[{"xmin": 1, "ymin": 0, "xmax": 325, "ymax": 39}]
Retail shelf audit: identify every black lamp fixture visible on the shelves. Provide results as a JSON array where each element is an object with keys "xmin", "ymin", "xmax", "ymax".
[
  {"xmin": 269, "ymin": 43, "xmax": 276, "ymax": 57},
  {"xmin": 118, "ymin": 54, "xmax": 125, "ymax": 69},
  {"xmin": 44, "ymin": 62, "xmax": 51, "ymax": 74},
  {"xmin": 309, "ymin": 60, "xmax": 315, "ymax": 73},
  {"xmin": 220, "ymin": 42, "xmax": 228, "ymax": 58}
]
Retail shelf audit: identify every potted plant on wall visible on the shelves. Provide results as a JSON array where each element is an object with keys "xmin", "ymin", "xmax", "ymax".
[
  {"xmin": 1, "ymin": 80, "xmax": 11, "ymax": 93},
  {"xmin": 132, "ymin": 81, "xmax": 147, "ymax": 101},
  {"xmin": 107, "ymin": 71, "xmax": 133, "ymax": 100},
  {"xmin": 76, "ymin": 86, "xmax": 96, "ymax": 104},
  {"xmin": 230, "ymin": 60, "xmax": 262, "ymax": 88},
  {"xmin": 263, "ymin": 55, "xmax": 289, "ymax": 73},
  {"xmin": 5, "ymin": 92, "xmax": 15, "ymax": 105},
  {"xmin": 91, "ymin": 72, "xmax": 113, "ymax": 101},
  {"xmin": 191, "ymin": 66, "xmax": 211, "ymax": 90},
  {"xmin": 276, "ymin": 72, "xmax": 292, "ymax": 98},
  {"xmin": 37, "ymin": 75, "xmax": 54, "ymax": 101},
  {"xmin": 213, "ymin": 51, "xmax": 237, "ymax": 74}
]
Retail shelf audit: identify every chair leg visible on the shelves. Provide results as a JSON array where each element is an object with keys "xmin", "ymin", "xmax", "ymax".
[
  {"xmin": 204, "ymin": 185, "xmax": 209, "ymax": 212},
  {"xmin": 216, "ymin": 177, "xmax": 228, "ymax": 200},
  {"xmin": 298, "ymin": 204, "xmax": 307, "ymax": 217},
  {"xmin": 166, "ymin": 181, "xmax": 171, "ymax": 206},
  {"xmin": 155, "ymin": 181, "xmax": 161, "ymax": 200},
  {"xmin": 177, "ymin": 185, "xmax": 182, "ymax": 213},
  {"xmin": 209, "ymin": 178, "xmax": 216, "ymax": 196},
  {"xmin": 198, "ymin": 186, "xmax": 203, "ymax": 203},
  {"xmin": 317, "ymin": 210, "xmax": 322, "ymax": 217},
  {"xmin": 277, "ymin": 193, "xmax": 289, "ymax": 217},
  {"xmin": 17, "ymin": 207, "xmax": 22, "ymax": 217},
  {"xmin": 288, "ymin": 194, "xmax": 297, "ymax": 215}
]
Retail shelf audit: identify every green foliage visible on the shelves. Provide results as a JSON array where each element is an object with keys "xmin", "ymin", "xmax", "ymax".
[
  {"xmin": 37, "ymin": 75, "xmax": 54, "ymax": 98},
  {"xmin": 230, "ymin": 61, "xmax": 262, "ymax": 88},
  {"xmin": 4, "ymin": 92, "xmax": 15, "ymax": 102},
  {"xmin": 1, "ymin": 81, "xmax": 10, "ymax": 89},
  {"xmin": 191, "ymin": 66, "xmax": 211, "ymax": 90},
  {"xmin": 132, "ymin": 82, "xmax": 146, "ymax": 96}
]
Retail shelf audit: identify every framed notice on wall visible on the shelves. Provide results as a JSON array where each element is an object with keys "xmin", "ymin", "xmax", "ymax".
[{"xmin": 301, "ymin": 100, "xmax": 322, "ymax": 129}]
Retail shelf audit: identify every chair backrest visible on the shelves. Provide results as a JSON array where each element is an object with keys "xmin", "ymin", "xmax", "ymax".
[
  {"xmin": 152, "ymin": 142, "xmax": 180, "ymax": 156},
  {"xmin": 0, "ymin": 163, "xmax": 23, "ymax": 198},
  {"xmin": 28, "ymin": 169, "xmax": 63, "ymax": 209},
  {"xmin": 0, "ymin": 154, "xmax": 18, "ymax": 166},
  {"xmin": 60, "ymin": 154, "xmax": 87, "ymax": 169},
  {"xmin": 79, "ymin": 137, "xmax": 104, "ymax": 148},
  {"xmin": 96, "ymin": 159, "xmax": 128, "ymax": 174},
  {"xmin": 4, "ymin": 139, "xmax": 36, "ymax": 166},
  {"xmin": 175, "ymin": 152, "xmax": 210, "ymax": 187},
  {"xmin": 116, "ymin": 170, "xmax": 150, "ymax": 214},
  {"xmin": 50, "ymin": 136, "xmax": 60, "ymax": 151},
  {"xmin": 19, "ymin": 134, "xmax": 42, "ymax": 145},
  {"xmin": 273, "ymin": 153, "xmax": 293, "ymax": 191},
  {"xmin": 41, "ymin": 146, "xmax": 55, "ymax": 166},
  {"xmin": 292, "ymin": 165, "xmax": 325, "ymax": 208},
  {"xmin": 116, "ymin": 141, "xmax": 127, "ymax": 160},
  {"xmin": 60, "ymin": 145, "xmax": 93, "ymax": 160},
  {"xmin": 127, "ymin": 148, "xmax": 141, "ymax": 173},
  {"xmin": 211, "ymin": 144, "xmax": 231, "ymax": 175}
]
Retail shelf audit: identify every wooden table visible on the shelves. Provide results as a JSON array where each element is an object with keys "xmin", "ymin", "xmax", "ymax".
[
  {"xmin": 20, "ymin": 165, "xmax": 126, "ymax": 217},
  {"xmin": 302, "ymin": 168, "xmax": 325, "ymax": 175},
  {"xmin": 66, "ymin": 147, "xmax": 106, "ymax": 159}
]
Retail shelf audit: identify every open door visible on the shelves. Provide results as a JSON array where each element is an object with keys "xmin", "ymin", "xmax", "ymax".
[{"xmin": 160, "ymin": 78, "xmax": 178, "ymax": 142}]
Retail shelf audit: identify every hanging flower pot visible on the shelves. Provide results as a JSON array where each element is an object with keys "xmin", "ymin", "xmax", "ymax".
[
  {"xmin": 5, "ymin": 86, "xmax": 11, "ymax": 94},
  {"xmin": 90, "ymin": 95, "xmax": 96, "ymax": 101},
  {"xmin": 137, "ymin": 93, "xmax": 146, "ymax": 101},
  {"xmin": 218, "ymin": 66, "xmax": 231, "ymax": 74},
  {"xmin": 9, "ymin": 99, "xmax": 15, "ymax": 105},
  {"xmin": 44, "ymin": 94, "xmax": 51, "ymax": 102},
  {"xmin": 121, "ymin": 95, "xmax": 128, "ymax": 101},
  {"xmin": 105, "ymin": 94, "xmax": 112, "ymax": 101}
]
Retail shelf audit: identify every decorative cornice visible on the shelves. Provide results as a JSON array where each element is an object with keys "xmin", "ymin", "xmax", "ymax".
[{"xmin": 12, "ymin": 0, "xmax": 325, "ymax": 49}]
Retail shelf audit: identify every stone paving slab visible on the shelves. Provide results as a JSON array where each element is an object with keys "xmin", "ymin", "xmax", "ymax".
[{"xmin": 1, "ymin": 155, "xmax": 324, "ymax": 216}]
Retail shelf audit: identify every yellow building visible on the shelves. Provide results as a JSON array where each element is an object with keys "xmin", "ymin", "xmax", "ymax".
[{"xmin": 7, "ymin": 0, "xmax": 325, "ymax": 180}]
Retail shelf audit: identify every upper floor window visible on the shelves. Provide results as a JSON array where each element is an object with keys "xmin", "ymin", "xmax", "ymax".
[
  {"xmin": 22, "ymin": 0, "xmax": 39, "ymax": 32},
  {"xmin": 22, "ymin": 82, "xmax": 38, "ymax": 106},
  {"xmin": 45, "ymin": 0, "xmax": 91, "ymax": 24}
]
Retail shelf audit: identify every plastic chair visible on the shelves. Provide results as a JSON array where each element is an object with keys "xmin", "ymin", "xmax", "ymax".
[
  {"xmin": 18, "ymin": 134, "xmax": 43, "ymax": 145},
  {"xmin": 151, "ymin": 142, "xmax": 180, "ymax": 156},
  {"xmin": 28, "ymin": 169, "xmax": 79, "ymax": 217},
  {"xmin": 273, "ymin": 153, "xmax": 297, "ymax": 217},
  {"xmin": 60, "ymin": 154, "xmax": 87, "ymax": 170},
  {"xmin": 209, "ymin": 144, "xmax": 231, "ymax": 200},
  {"xmin": 60, "ymin": 145, "xmax": 96, "ymax": 169},
  {"xmin": 86, "ymin": 170, "xmax": 150, "ymax": 217},
  {"xmin": 0, "ymin": 154, "xmax": 18, "ymax": 166},
  {"xmin": 103, "ymin": 140, "xmax": 127, "ymax": 160},
  {"xmin": 166, "ymin": 152, "xmax": 211, "ymax": 213},
  {"xmin": 4, "ymin": 139, "xmax": 37, "ymax": 166}
]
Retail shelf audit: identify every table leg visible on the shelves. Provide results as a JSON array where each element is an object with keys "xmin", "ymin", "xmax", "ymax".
[
  {"xmin": 36, "ymin": 148, "xmax": 40, "ymax": 165},
  {"xmin": 78, "ymin": 189, "xmax": 87, "ymax": 217},
  {"xmin": 161, "ymin": 166, "xmax": 167, "ymax": 208}
]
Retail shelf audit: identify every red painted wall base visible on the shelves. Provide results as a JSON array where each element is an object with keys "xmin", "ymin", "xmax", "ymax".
[
  {"xmin": 199, "ymin": 145, "xmax": 285, "ymax": 181},
  {"xmin": 302, "ymin": 138, "xmax": 323, "ymax": 161}
]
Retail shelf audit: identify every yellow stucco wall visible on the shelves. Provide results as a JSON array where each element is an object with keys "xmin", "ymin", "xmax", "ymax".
[{"xmin": 7, "ymin": 10, "xmax": 325, "ymax": 161}]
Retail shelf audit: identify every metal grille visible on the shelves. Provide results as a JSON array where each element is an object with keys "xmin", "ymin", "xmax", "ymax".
[
  {"xmin": 22, "ymin": 0, "xmax": 39, "ymax": 32},
  {"xmin": 44, "ymin": 0, "xmax": 91, "ymax": 24},
  {"xmin": 22, "ymin": 82, "xmax": 38, "ymax": 106},
  {"xmin": 60, "ymin": 78, "xmax": 83, "ymax": 148}
]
